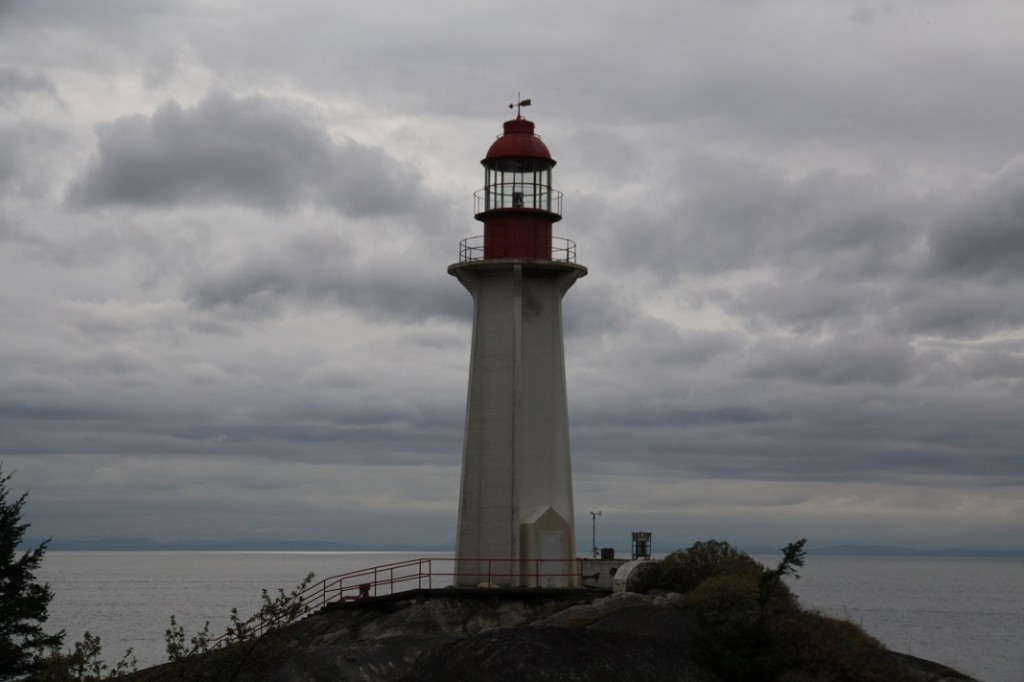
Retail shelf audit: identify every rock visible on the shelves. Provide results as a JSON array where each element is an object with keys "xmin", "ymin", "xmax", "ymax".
[
  {"xmin": 532, "ymin": 590, "xmax": 653, "ymax": 628},
  {"xmin": 406, "ymin": 626, "xmax": 721, "ymax": 682},
  {"xmin": 886, "ymin": 651, "xmax": 979, "ymax": 682},
  {"xmin": 134, "ymin": 589, "xmax": 974, "ymax": 682},
  {"xmin": 225, "ymin": 593, "xmax": 601, "ymax": 682}
]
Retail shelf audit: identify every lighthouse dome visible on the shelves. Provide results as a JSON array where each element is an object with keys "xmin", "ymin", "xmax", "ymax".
[{"xmin": 483, "ymin": 118, "xmax": 555, "ymax": 164}]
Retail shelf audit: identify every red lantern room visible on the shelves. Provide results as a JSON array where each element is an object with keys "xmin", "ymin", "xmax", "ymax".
[{"xmin": 473, "ymin": 111, "xmax": 563, "ymax": 260}]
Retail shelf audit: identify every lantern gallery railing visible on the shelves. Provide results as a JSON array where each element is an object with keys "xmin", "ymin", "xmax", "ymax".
[
  {"xmin": 458, "ymin": 235, "xmax": 577, "ymax": 264},
  {"xmin": 474, "ymin": 186, "xmax": 563, "ymax": 215}
]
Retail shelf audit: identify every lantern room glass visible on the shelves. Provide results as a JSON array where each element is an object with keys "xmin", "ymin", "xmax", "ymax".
[{"xmin": 483, "ymin": 158, "xmax": 553, "ymax": 212}]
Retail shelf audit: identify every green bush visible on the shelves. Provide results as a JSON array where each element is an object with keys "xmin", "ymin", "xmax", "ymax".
[
  {"xmin": 678, "ymin": 572, "xmax": 759, "ymax": 625},
  {"xmin": 768, "ymin": 610, "xmax": 923, "ymax": 682},
  {"xmin": 657, "ymin": 539, "xmax": 765, "ymax": 594},
  {"xmin": 662, "ymin": 539, "xmax": 939, "ymax": 682},
  {"xmin": 36, "ymin": 632, "xmax": 136, "ymax": 681}
]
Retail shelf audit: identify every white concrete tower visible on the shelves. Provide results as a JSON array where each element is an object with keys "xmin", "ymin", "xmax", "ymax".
[{"xmin": 450, "ymin": 106, "xmax": 586, "ymax": 587}]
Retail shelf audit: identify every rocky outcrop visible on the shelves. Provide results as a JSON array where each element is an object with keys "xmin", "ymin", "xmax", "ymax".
[
  {"xmin": 220, "ymin": 590, "xmax": 722, "ymax": 682},
  {"xmin": 234, "ymin": 591, "xmax": 607, "ymax": 682},
  {"xmin": 409, "ymin": 624, "xmax": 720, "ymax": 682},
  {"xmin": 410, "ymin": 592, "xmax": 720, "ymax": 681},
  {"xmin": 138, "ymin": 588, "xmax": 974, "ymax": 682},
  {"xmin": 885, "ymin": 652, "xmax": 980, "ymax": 682}
]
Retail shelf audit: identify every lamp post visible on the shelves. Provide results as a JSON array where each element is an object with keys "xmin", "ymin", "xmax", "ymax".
[{"xmin": 590, "ymin": 510, "xmax": 601, "ymax": 558}]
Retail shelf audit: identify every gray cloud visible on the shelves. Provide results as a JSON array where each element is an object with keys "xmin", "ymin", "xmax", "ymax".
[
  {"xmin": 0, "ymin": 69, "xmax": 68, "ymax": 198},
  {"xmin": 67, "ymin": 91, "xmax": 425, "ymax": 216},
  {"xmin": 741, "ymin": 335, "xmax": 914, "ymax": 386},
  {"xmin": 184, "ymin": 229, "xmax": 467, "ymax": 323},
  {"xmin": 927, "ymin": 157, "xmax": 1024, "ymax": 281},
  {"xmin": 0, "ymin": 121, "xmax": 66, "ymax": 198},
  {"xmin": 0, "ymin": 67, "xmax": 62, "ymax": 106},
  {"xmin": 889, "ymin": 279, "xmax": 1024, "ymax": 339},
  {"xmin": 601, "ymin": 158, "xmax": 921, "ymax": 283}
]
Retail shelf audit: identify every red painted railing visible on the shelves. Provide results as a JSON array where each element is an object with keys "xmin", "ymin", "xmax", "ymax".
[
  {"xmin": 298, "ymin": 556, "xmax": 587, "ymax": 613},
  {"xmin": 297, "ymin": 557, "xmax": 444, "ymax": 612},
  {"xmin": 209, "ymin": 557, "xmax": 587, "ymax": 648}
]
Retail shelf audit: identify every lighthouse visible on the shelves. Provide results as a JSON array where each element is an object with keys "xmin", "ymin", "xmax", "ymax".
[{"xmin": 450, "ymin": 103, "xmax": 586, "ymax": 587}]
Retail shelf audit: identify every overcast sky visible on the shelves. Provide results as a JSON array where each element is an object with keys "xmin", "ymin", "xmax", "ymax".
[{"xmin": 3, "ymin": 0, "xmax": 1022, "ymax": 552}]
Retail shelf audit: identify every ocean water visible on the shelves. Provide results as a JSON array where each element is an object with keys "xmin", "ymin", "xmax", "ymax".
[
  {"xmin": 751, "ymin": 554, "xmax": 1023, "ymax": 682},
  {"xmin": 37, "ymin": 551, "xmax": 1023, "ymax": 681},
  {"xmin": 37, "ymin": 551, "xmax": 435, "ymax": 670}
]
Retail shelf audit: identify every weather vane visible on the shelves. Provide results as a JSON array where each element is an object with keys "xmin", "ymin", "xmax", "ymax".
[{"xmin": 509, "ymin": 93, "xmax": 532, "ymax": 117}]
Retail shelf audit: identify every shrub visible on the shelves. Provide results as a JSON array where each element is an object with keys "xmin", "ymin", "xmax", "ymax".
[
  {"xmin": 657, "ymin": 539, "xmax": 763, "ymax": 594},
  {"xmin": 666, "ymin": 539, "xmax": 932, "ymax": 681},
  {"xmin": 768, "ymin": 610, "xmax": 923, "ymax": 682},
  {"xmin": 157, "ymin": 572, "xmax": 315, "ymax": 681},
  {"xmin": 36, "ymin": 632, "xmax": 137, "ymax": 681}
]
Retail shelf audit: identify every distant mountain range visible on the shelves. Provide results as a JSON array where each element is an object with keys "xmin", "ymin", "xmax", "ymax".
[
  {"xmin": 23, "ymin": 537, "xmax": 1024, "ymax": 557},
  {"xmin": 744, "ymin": 544, "xmax": 1024, "ymax": 558}
]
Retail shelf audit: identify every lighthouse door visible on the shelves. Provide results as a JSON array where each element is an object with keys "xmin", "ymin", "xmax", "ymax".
[{"xmin": 538, "ymin": 530, "xmax": 565, "ymax": 587}]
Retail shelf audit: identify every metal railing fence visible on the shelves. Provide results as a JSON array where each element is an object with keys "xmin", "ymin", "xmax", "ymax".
[
  {"xmin": 208, "ymin": 556, "xmax": 586, "ymax": 649},
  {"xmin": 457, "ymin": 235, "xmax": 577, "ymax": 264}
]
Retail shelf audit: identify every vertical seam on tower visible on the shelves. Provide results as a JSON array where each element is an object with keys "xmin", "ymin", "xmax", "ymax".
[{"xmin": 511, "ymin": 263, "xmax": 522, "ymax": 566}]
